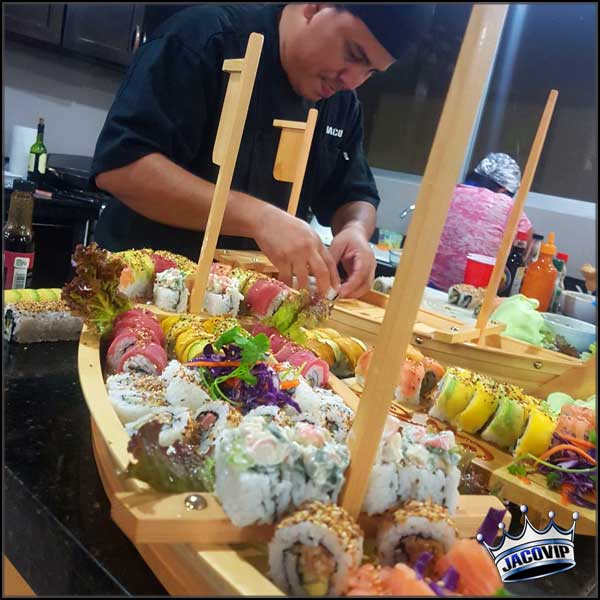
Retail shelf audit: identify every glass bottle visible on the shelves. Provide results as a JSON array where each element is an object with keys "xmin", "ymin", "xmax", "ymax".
[
  {"xmin": 3, "ymin": 179, "xmax": 36, "ymax": 289},
  {"xmin": 27, "ymin": 117, "xmax": 48, "ymax": 184}
]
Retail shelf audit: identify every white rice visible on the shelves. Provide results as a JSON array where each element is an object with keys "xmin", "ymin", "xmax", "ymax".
[
  {"xmin": 124, "ymin": 406, "xmax": 192, "ymax": 446},
  {"xmin": 120, "ymin": 354, "xmax": 161, "ymax": 376},
  {"xmin": 160, "ymin": 360, "xmax": 210, "ymax": 410},
  {"xmin": 203, "ymin": 288, "xmax": 244, "ymax": 316}
]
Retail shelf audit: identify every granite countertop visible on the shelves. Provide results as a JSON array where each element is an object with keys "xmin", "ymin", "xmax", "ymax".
[{"xmin": 3, "ymin": 339, "xmax": 597, "ymax": 596}]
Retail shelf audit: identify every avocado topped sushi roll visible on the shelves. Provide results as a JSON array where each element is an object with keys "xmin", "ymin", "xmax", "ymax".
[{"xmin": 480, "ymin": 385, "xmax": 529, "ymax": 450}]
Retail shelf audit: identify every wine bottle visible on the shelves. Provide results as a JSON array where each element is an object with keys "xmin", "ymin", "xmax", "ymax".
[{"xmin": 27, "ymin": 118, "xmax": 48, "ymax": 184}]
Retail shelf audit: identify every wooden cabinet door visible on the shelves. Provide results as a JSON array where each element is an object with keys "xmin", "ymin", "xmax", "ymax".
[
  {"xmin": 62, "ymin": 4, "xmax": 145, "ymax": 66},
  {"xmin": 4, "ymin": 4, "xmax": 64, "ymax": 45}
]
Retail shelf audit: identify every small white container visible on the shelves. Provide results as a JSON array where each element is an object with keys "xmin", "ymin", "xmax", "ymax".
[{"xmin": 559, "ymin": 290, "xmax": 597, "ymax": 325}]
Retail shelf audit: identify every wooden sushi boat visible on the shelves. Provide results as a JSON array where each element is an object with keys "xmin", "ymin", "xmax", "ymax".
[{"xmin": 79, "ymin": 6, "xmax": 590, "ymax": 594}]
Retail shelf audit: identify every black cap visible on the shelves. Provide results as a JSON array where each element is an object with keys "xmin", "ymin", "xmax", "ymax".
[
  {"xmin": 341, "ymin": 4, "xmax": 435, "ymax": 60},
  {"xmin": 12, "ymin": 179, "xmax": 36, "ymax": 192}
]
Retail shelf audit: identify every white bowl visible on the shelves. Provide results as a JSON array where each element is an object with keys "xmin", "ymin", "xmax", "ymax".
[
  {"xmin": 559, "ymin": 290, "xmax": 597, "ymax": 324},
  {"xmin": 541, "ymin": 312, "xmax": 596, "ymax": 353}
]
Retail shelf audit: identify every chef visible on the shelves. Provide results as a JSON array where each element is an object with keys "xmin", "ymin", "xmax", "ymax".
[{"xmin": 91, "ymin": 3, "xmax": 432, "ymax": 297}]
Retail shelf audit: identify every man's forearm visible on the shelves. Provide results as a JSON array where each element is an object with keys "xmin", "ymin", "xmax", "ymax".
[
  {"xmin": 330, "ymin": 201, "xmax": 377, "ymax": 240},
  {"xmin": 95, "ymin": 153, "xmax": 270, "ymax": 237}
]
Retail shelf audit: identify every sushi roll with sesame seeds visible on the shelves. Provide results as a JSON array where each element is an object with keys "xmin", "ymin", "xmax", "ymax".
[
  {"xmin": 376, "ymin": 501, "xmax": 457, "ymax": 572},
  {"xmin": 480, "ymin": 384, "xmax": 529, "ymax": 450},
  {"xmin": 318, "ymin": 394, "xmax": 354, "ymax": 443},
  {"xmin": 3, "ymin": 299, "xmax": 83, "ymax": 343},
  {"xmin": 429, "ymin": 367, "xmax": 476, "ymax": 422},
  {"xmin": 125, "ymin": 405, "xmax": 194, "ymax": 447},
  {"xmin": 106, "ymin": 373, "xmax": 168, "ymax": 424},
  {"xmin": 114, "ymin": 249, "xmax": 155, "ymax": 300},
  {"xmin": 268, "ymin": 500, "xmax": 364, "ymax": 596},
  {"xmin": 160, "ymin": 360, "xmax": 211, "ymax": 410}
]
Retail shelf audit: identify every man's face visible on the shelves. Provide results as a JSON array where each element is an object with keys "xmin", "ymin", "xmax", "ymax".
[{"xmin": 283, "ymin": 5, "xmax": 396, "ymax": 101}]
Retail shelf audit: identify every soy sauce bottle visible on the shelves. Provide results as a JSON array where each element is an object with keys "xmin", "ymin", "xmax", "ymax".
[{"xmin": 3, "ymin": 179, "xmax": 35, "ymax": 289}]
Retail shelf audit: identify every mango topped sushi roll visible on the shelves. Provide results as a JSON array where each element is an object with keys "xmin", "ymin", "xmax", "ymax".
[
  {"xmin": 452, "ymin": 375, "xmax": 498, "ymax": 433},
  {"xmin": 115, "ymin": 249, "xmax": 155, "ymax": 300},
  {"xmin": 429, "ymin": 367, "xmax": 476, "ymax": 422},
  {"xmin": 480, "ymin": 385, "xmax": 529, "ymax": 450},
  {"xmin": 513, "ymin": 406, "xmax": 557, "ymax": 458}
]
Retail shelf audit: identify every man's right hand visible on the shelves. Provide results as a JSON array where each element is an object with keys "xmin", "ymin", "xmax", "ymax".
[{"xmin": 254, "ymin": 205, "xmax": 340, "ymax": 297}]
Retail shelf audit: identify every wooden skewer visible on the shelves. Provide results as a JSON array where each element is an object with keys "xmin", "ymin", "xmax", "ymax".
[
  {"xmin": 339, "ymin": 4, "xmax": 509, "ymax": 519},
  {"xmin": 272, "ymin": 108, "xmax": 319, "ymax": 216},
  {"xmin": 189, "ymin": 33, "xmax": 264, "ymax": 314},
  {"xmin": 475, "ymin": 90, "xmax": 559, "ymax": 342}
]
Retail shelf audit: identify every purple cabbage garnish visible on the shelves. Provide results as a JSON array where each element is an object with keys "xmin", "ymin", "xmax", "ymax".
[
  {"xmin": 441, "ymin": 567, "xmax": 459, "ymax": 592},
  {"xmin": 477, "ymin": 507, "xmax": 507, "ymax": 545},
  {"xmin": 414, "ymin": 551, "xmax": 433, "ymax": 580},
  {"xmin": 428, "ymin": 581, "xmax": 447, "ymax": 596}
]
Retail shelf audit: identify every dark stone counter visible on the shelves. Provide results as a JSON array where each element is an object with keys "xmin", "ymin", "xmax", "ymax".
[{"xmin": 3, "ymin": 339, "xmax": 597, "ymax": 596}]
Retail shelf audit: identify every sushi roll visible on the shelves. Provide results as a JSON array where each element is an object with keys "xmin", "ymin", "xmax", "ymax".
[
  {"xmin": 214, "ymin": 416, "xmax": 296, "ymax": 527},
  {"xmin": 512, "ymin": 406, "xmax": 556, "ymax": 458},
  {"xmin": 161, "ymin": 360, "xmax": 210, "ymax": 410},
  {"xmin": 113, "ymin": 310, "xmax": 166, "ymax": 346},
  {"xmin": 288, "ymin": 422, "xmax": 350, "ymax": 506},
  {"xmin": 106, "ymin": 329, "xmax": 162, "ymax": 373},
  {"xmin": 4, "ymin": 300, "xmax": 83, "ymax": 343},
  {"xmin": 268, "ymin": 500, "xmax": 363, "ymax": 597},
  {"xmin": 290, "ymin": 379, "xmax": 323, "ymax": 424},
  {"xmin": 244, "ymin": 405, "xmax": 296, "ymax": 428},
  {"xmin": 191, "ymin": 401, "xmax": 243, "ymax": 455},
  {"xmin": 395, "ymin": 359, "xmax": 426, "ymax": 406},
  {"xmin": 447, "ymin": 283, "xmax": 485, "ymax": 310},
  {"xmin": 153, "ymin": 268, "xmax": 189, "ymax": 313},
  {"xmin": 373, "ymin": 276, "xmax": 395, "ymax": 294},
  {"xmin": 376, "ymin": 501, "xmax": 457, "ymax": 572},
  {"xmin": 230, "ymin": 268, "xmax": 268, "ymax": 296},
  {"xmin": 244, "ymin": 278, "xmax": 290, "ymax": 319},
  {"xmin": 287, "ymin": 351, "xmax": 330, "ymax": 388},
  {"xmin": 117, "ymin": 341, "xmax": 168, "ymax": 375},
  {"xmin": 362, "ymin": 416, "xmax": 404, "ymax": 515},
  {"xmin": 452, "ymin": 375, "xmax": 498, "ymax": 433},
  {"xmin": 107, "ymin": 374, "xmax": 168, "ymax": 424},
  {"xmin": 429, "ymin": 367, "xmax": 476, "ymax": 422},
  {"xmin": 115, "ymin": 249, "xmax": 155, "ymax": 300},
  {"xmin": 174, "ymin": 327, "xmax": 212, "ymax": 363},
  {"xmin": 480, "ymin": 385, "xmax": 529, "ymax": 450},
  {"xmin": 419, "ymin": 357, "xmax": 446, "ymax": 403},
  {"xmin": 210, "ymin": 262, "xmax": 233, "ymax": 277},
  {"xmin": 125, "ymin": 405, "xmax": 194, "ymax": 447},
  {"xmin": 203, "ymin": 273, "xmax": 244, "ymax": 316},
  {"xmin": 318, "ymin": 394, "xmax": 354, "ymax": 443},
  {"xmin": 149, "ymin": 249, "xmax": 196, "ymax": 275}
]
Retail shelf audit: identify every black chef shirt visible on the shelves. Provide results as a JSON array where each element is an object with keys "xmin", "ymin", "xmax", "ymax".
[{"xmin": 91, "ymin": 4, "xmax": 380, "ymax": 261}]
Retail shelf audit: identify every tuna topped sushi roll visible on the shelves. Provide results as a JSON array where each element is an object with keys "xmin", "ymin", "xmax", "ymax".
[
  {"xmin": 480, "ymin": 385, "xmax": 529, "ymax": 450},
  {"xmin": 118, "ymin": 341, "xmax": 168, "ymax": 376},
  {"xmin": 268, "ymin": 501, "xmax": 364, "ymax": 596},
  {"xmin": 245, "ymin": 278, "xmax": 290, "ymax": 319}
]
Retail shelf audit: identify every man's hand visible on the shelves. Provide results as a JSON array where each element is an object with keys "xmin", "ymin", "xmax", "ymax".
[
  {"xmin": 329, "ymin": 222, "xmax": 376, "ymax": 298},
  {"xmin": 254, "ymin": 205, "xmax": 340, "ymax": 297}
]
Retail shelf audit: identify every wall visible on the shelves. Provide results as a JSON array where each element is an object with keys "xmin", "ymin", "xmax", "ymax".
[
  {"xmin": 3, "ymin": 39, "xmax": 123, "ymax": 160},
  {"xmin": 372, "ymin": 168, "xmax": 596, "ymax": 277}
]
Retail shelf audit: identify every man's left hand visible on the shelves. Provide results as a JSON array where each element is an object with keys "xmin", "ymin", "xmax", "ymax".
[{"xmin": 329, "ymin": 224, "xmax": 376, "ymax": 298}]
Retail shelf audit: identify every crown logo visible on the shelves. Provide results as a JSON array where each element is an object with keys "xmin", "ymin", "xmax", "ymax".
[{"xmin": 477, "ymin": 505, "xmax": 579, "ymax": 583}]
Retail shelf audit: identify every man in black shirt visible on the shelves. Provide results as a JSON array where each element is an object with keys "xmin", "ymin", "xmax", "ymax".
[{"xmin": 92, "ymin": 4, "xmax": 431, "ymax": 297}]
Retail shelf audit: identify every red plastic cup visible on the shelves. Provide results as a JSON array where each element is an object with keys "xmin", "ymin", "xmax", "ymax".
[{"xmin": 463, "ymin": 254, "xmax": 496, "ymax": 287}]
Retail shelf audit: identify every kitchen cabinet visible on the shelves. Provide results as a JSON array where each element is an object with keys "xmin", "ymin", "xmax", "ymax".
[
  {"xmin": 4, "ymin": 4, "xmax": 65, "ymax": 45},
  {"xmin": 62, "ymin": 4, "xmax": 145, "ymax": 66}
]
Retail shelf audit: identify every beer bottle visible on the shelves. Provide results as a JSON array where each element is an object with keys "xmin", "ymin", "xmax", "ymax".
[
  {"xmin": 3, "ymin": 179, "xmax": 36, "ymax": 290},
  {"xmin": 27, "ymin": 117, "xmax": 48, "ymax": 184}
]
